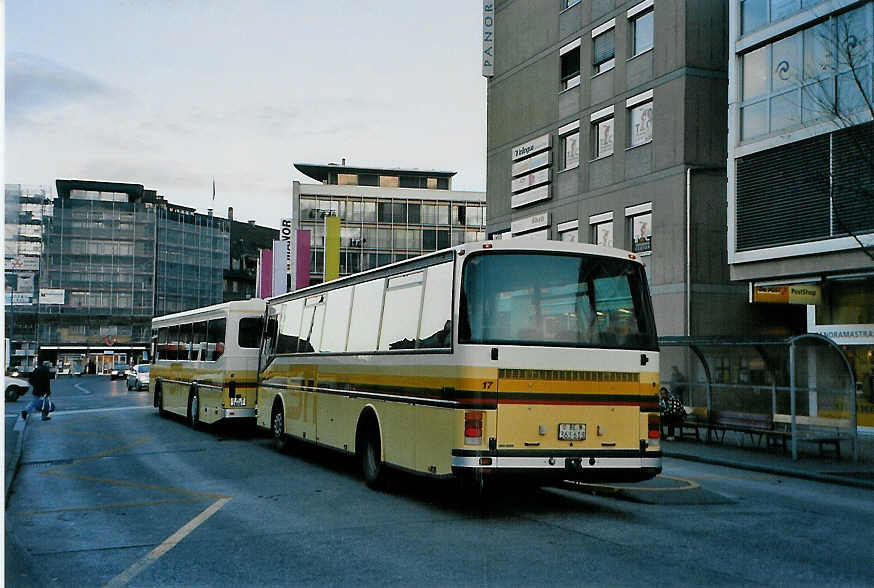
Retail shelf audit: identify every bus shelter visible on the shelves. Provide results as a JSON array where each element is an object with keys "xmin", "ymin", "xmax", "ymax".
[{"xmin": 658, "ymin": 334, "xmax": 858, "ymax": 462}]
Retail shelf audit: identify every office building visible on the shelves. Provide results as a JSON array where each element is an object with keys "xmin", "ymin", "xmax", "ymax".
[
  {"xmin": 484, "ymin": 0, "xmax": 775, "ymax": 339},
  {"xmin": 727, "ymin": 0, "xmax": 874, "ymax": 423},
  {"xmin": 37, "ymin": 180, "xmax": 229, "ymax": 371},
  {"xmin": 292, "ymin": 162, "xmax": 486, "ymax": 286}
]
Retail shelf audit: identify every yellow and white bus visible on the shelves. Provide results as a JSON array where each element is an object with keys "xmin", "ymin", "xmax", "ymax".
[
  {"xmin": 151, "ymin": 299, "xmax": 265, "ymax": 427},
  {"xmin": 257, "ymin": 240, "xmax": 662, "ymax": 489}
]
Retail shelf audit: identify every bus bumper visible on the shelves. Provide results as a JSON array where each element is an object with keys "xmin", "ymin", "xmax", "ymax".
[
  {"xmin": 451, "ymin": 451, "xmax": 662, "ymax": 483},
  {"xmin": 222, "ymin": 408, "xmax": 257, "ymax": 419}
]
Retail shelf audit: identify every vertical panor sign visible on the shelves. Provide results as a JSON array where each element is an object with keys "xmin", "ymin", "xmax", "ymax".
[
  {"xmin": 280, "ymin": 217, "xmax": 295, "ymax": 291},
  {"xmin": 324, "ymin": 216, "xmax": 340, "ymax": 282},
  {"xmin": 482, "ymin": 1, "xmax": 495, "ymax": 77}
]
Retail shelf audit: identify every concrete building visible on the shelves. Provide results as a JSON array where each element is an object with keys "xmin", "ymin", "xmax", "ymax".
[
  {"xmin": 224, "ymin": 206, "xmax": 279, "ymax": 301},
  {"xmin": 292, "ymin": 162, "xmax": 486, "ymax": 286},
  {"xmin": 727, "ymin": 0, "xmax": 874, "ymax": 424},
  {"xmin": 485, "ymin": 0, "xmax": 772, "ymax": 339},
  {"xmin": 4, "ymin": 184, "xmax": 53, "ymax": 370}
]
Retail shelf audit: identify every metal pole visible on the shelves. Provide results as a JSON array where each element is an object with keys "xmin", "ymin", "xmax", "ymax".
[{"xmin": 790, "ymin": 341, "xmax": 797, "ymax": 461}]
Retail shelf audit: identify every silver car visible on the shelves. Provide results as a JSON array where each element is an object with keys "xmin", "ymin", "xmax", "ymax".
[
  {"xmin": 5, "ymin": 376, "xmax": 32, "ymax": 401},
  {"xmin": 126, "ymin": 364, "xmax": 150, "ymax": 391}
]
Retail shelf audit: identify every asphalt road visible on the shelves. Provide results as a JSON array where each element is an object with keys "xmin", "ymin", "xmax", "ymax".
[{"xmin": 6, "ymin": 376, "xmax": 873, "ymax": 587}]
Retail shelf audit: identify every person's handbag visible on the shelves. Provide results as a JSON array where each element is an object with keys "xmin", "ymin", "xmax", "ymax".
[{"xmin": 39, "ymin": 395, "xmax": 56, "ymax": 413}]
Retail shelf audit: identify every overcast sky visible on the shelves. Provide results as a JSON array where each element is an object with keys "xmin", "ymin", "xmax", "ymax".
[{"xmin": 5, "ymin": 1, "xmax": 487, "ymax": 228}]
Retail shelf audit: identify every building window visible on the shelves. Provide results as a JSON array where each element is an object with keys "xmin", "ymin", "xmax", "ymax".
[
  {"xmin": 739, "ymin": 5, "xmax": 872, "ymax": 141},
  {"xmin": 591, "ymin": 106, "xmax": 615, "ymax": 159},
  {"xmin": 627, "ymin": 90, "xmax": 653, "ymax": 147},
  {"xmin": 626, "ymin": 203, "xmax": 652, "ymax": 254},
  {"xmin": 589, "ymin": 212, "xmax": 614, "ymax": 247},
  {"xmin": 629, "ymin": 1, "xmax": 653, "ymax": 56},
  {"xmin": 557, "ymin": 220, "xmax": 579, "ymax": 242},
  {"xmin": 337, "ymin": 174, "xmax": 357, "ymax": 186},
  {"xmin": 559, "ymin": 121, "xmax": 581, "ymax": 170},
  {"xmin": 560, "ymin": 39, "xmax": 581, "ymax": 90},
  {"xmin": 379, "ymin": 176, "xmax": 399, "ymax": 188},
  {"xmin": 592, "ymin": 20, "xmax": 616, "ymax": 75}
]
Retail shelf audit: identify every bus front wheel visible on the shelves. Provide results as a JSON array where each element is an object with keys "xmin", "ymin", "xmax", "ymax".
[
  {"xmin": 188, "ymin": 391, "xmax": 200, "ymax": 429},
  {"xmin": 360, "ymin": 425, "xmax": 386, "ymax": 490},
  {"xmin": 155, "ymin": 384, "xmax": 167, "ymax": 417}
]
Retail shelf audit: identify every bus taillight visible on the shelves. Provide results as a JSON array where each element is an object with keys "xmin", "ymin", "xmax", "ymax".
[
  {"xmin": 648, "ymin": 413, "xmax": 661, "ymax": 440},
  {"xmin": 464, "ymin": 411, "xmax": 484, "ymax": 445}
]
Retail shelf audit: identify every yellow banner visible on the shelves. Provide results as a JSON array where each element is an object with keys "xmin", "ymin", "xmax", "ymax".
[{"xmin": 324, "ymin": 215, "xmax": 340, "ymax": 282}]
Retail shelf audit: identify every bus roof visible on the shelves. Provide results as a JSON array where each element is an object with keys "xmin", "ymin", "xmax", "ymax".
[
  {"xmin": 152, "ymin": 299, "xmax": 266, "ymax": 324},
  {"xmin": 267, "ymin": 238, "xmax": 644, "ymax": 306}
]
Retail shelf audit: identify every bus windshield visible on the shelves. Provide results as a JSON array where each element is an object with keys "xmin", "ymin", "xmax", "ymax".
[{"xmin": 459, "ymin": 252, "xmax": 657, "ymax": 350}]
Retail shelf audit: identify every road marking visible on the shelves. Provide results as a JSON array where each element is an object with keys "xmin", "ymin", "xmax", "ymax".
[
  {"xmin": 74, "ymin": 383, "xmax": 92, "ymax": 395},
  {"xmin": 565, "ymin": 474, "xmax": 701, "ymax": 492},
  {"xmin": 104, "ymin": 497, "xmax": 231, "ymax": 588},
  {"xmin": 12, "ymin": 497, "xmax": 210, "ymax": 516},
  {"xmin": 44, "ymin": 406, "xmax": 153, "ymax": 416}
]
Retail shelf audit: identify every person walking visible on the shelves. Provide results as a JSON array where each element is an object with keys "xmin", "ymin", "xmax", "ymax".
[{"xmin": 22, "ymin": 361, "xmax": 53, "ymax": 421}]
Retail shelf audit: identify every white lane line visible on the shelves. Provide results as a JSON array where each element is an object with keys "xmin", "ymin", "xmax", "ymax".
[
  {"xmin": 104, "ymin": 497, "xmax": 231, "ymax": 587},
  {"xmin": 51, "ymin": 406, "xmax": 154, "ymax": 416},
  {"xmin": 74, "ymin": 383, "xmax": 93, "ymax": 395}
]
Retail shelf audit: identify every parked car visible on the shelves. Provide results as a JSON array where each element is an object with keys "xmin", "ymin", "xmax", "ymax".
[
  {"xmin": 127, "ymin": 364, "xmax": 150, "ymax": 391},
  {"xmin": 109, "ymin": 365, "xmax": 128, "ymax": 380},
  {"xmin": 5, "ymin": 376, "xmax": 32, "ymax": 401}
]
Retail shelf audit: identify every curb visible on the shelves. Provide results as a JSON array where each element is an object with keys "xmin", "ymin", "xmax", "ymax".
[
  {"xmin": 664, "ymin": 450, "xmax": 874, "ymax": 491},
  {"xmin": 5, "ymin": 415, "xmax": 28, "ymax": 506}
]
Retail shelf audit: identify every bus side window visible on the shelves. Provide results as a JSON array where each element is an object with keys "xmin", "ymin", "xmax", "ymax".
[
  {"xmin": 207, "ymin": 318, "xmax": 226, "ymax": 361},
  {"xmin": 156, "ymin": 327, "xmax": 166, "ymax": 361},
  {"xmin": 168, "ymin": 324, "xmax": 180, "ymax": 361},
  {"xmin": 275, "ymin": 299, "xmax": 304, "ymax": 355},
  {"xmin": 193, "ymin": 321, "xmax": 207, "ymax": 361},
  {"xmin": 418, "ymin": 262, "xmax": 453, "ymax": 349},
  {"xmin": 348, "ymin": 279, "xmax": 385, "ymax": 353}
]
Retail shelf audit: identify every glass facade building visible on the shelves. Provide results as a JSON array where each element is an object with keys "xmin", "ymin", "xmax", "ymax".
[
  {"xmin": 728, "ymin": 0, "xmax": 874, "ymax": 427},
  {"xmin": 292, "ymin": 163, "xmax": 486, "ymax": 285},
  {"xmin": 155, "ymin": 204, "xmax": 229, "ymax": 316},
  {"xmin": 33, "ymin": 180, "xmax": 229, "ymax": 369}
]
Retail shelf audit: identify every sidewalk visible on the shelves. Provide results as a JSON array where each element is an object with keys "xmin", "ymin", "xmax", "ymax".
[
  {"xmin": 662, "ymin": 430, "xmax": 874, "ymax": 490},
  {"xmin": 5, "ymin": 412, "xmax": 27, "ymax": 504}
]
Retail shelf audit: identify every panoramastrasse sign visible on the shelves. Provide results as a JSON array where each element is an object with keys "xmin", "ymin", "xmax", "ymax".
[{"xmin": 482, "ymin": 1, "xmax": 495, "ymax": 77}]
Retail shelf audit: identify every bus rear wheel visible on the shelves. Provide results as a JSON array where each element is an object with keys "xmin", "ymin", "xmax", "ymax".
[
  {"xmin": 360, "ymin": 426, "xmax": 386, "ymax": 490},
  {"xmin": 271, "ymin": 405, "xmax": 287, "ymax": 452}
]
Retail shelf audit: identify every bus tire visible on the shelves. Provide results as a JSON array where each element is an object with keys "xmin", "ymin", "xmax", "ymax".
[
  {"xmin": 359, "ymin": 420, "xmax": 386, "ymax": 490},
  {"xmin": 154, "ymin": 383, "xmax": 167, "ymax": 417},
  {"xmin": 188, "ymin": 389, "xmax": 200, "ymax": 429},
  {"xmin": 271, "ymin": 399, "xmax": 287, "ymax": 452}
]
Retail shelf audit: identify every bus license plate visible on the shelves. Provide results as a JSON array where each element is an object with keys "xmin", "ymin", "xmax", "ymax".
[
  {"xmin": 558, "ymin": 423, "xmax": 586, "ymax": 441},
  {"xmin": 230, "ymin": 397, "xmax": 246, "ymax": 407}
]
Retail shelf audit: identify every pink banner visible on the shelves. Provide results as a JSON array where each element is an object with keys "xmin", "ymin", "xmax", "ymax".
[
  {"xmin": 296, "ymin": 230, "xmax": 311, "ymax": 289},
  {"xmin": 258, "ymin": 248, "xmax": 273, "ymax": 298}
]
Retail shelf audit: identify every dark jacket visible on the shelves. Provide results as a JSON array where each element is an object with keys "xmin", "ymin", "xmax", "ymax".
[{"xmin": 29, "ymin": 365, "xmax": 52, "ymax": 397}]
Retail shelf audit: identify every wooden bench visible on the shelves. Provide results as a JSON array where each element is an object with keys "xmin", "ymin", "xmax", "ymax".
[
  {"xmin": 772, "ymin": 414, "xmax": 848, "ymax": 457},
  {"xmin": 704, "ymin": 410, "xmax": 790, "ymax": 450}
]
